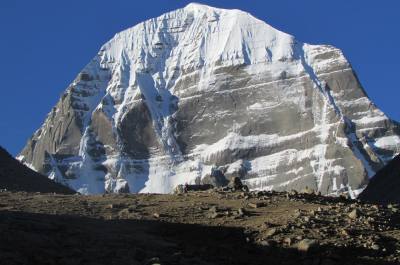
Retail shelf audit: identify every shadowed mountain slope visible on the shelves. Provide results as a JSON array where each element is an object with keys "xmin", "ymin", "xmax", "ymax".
[
  {"xmin": 359, "ymin": 155, "xmax": 400, "ymax": 204},
  {"xmin": 0, "ymin": 146, "xmax": 74, "ymax": 194}
]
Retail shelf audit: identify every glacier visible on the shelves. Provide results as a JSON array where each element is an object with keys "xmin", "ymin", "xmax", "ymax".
[{"xmin": 18, "ymin": 3, "xmax": 400, "ymax": 196}]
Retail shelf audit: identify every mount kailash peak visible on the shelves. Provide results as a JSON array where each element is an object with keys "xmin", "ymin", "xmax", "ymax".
[{"xmin": 18, "ymin": 3, "xmax": 400, "ymax": 195}]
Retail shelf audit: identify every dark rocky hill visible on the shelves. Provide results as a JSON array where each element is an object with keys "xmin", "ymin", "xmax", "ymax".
[
  {"xmin": 0, "ymin": 146, "xmax": 74, "ymax": 194},
  {"xmin": 359, "ymin": 155, "xmax": 400, "ymax": 204}
]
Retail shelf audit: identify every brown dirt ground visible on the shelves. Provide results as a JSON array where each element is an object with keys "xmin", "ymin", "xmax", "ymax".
[{"xmin": 0, "ymin": 190, "xmax": 399, "ymax": 265}]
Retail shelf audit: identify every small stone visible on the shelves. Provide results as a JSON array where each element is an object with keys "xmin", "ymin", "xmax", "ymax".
[
  {"xmin": 295, "ymin": 235, "xmax": 303, "ymax": 241},
  {"xmin": 388, "ymin": 204, "xmax": 398, "ymax": 212},
  {"xmin": 118, "ymin": 208, "xmax": 132, "ymax": 218},
  {"xmin": 237, "ymin": 208, "xmax": 246, "ymax": 217},
  {"xmin": 263, "ymin": 222, "xmax": 271, "ymax": 229},
  {"xmin": 340, "ymin": 229, "xmax": 350, "ymax": 237},
  {"xmin": 348, "ymin": 209, "xmax": 360, "ymax": 220},
  {"xmin": 145, "ymin": 257, "xmax": 162, "ymax": 265},
  {"xmin": 208, "ymin": 212, "xmax": 220, "ymax": 219},
  {"xmin": 297, "ymin": 239, "xmax": 318, "ymax": 252},
  {"xmin": 153, "ymin": 213, "xmax": 161, "ymax": 218},
  {"xmin": 283, "ymin": 237, "xmax": 292, "ymax": 246},
  {"xmin": 266, "ymin": 228, "xmax": 277, "ymax": 237},
  {"xmin": 209, "ymin": 206, "xmax": 218, "ymax": 213},
  {"xmin": 248, "ymin": 202, "xmax": 264, "ymax": 208},
  {"xmin": 259, "ymin": 239, "xmax": 277, "ymax": 247},
  {"xmin": 371, "ymin": 244, "xmax": 380, "ymax": 251},
  {"xmin": 293, "ymin": 209, "xmax": 302, "ymax": 218}
]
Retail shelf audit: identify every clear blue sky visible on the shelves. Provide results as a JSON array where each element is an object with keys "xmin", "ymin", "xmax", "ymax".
[{"xmin": 0, "ymin": 0, "xmax": 399, "ymax": 155}]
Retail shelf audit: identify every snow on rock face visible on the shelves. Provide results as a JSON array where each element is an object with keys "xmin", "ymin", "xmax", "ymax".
[{"xmin": 18, "ymin": 3, "xmax": 400, "ymax": 195}]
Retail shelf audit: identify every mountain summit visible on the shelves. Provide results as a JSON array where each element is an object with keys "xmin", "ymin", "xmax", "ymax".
[{"xmin": 18, "ymin": 4, "xmax": 400, "ymax": 195}]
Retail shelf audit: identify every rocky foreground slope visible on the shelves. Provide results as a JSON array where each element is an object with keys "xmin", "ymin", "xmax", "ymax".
[
  {"xmin": 0, "ymin": 146, "xmax": 74, "ymax": 194},
  {"xmin": 18, "ymin": 3, "xmax": 400, "ymax": 195},
  {"xmin": 0, "ymin": 188, "xmax": 399, "ymax": 264}
]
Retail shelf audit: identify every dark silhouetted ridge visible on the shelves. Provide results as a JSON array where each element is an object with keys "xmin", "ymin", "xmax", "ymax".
[
  {"xmin": 0, "ymin": 146, "xmax": 74, "ymax": 194},
  {"xmin": 359, "ymin": 155, "xmax": 400, "ymax": 204}
]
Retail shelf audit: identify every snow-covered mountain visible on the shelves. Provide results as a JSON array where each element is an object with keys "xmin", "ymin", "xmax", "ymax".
[{"xmin": 18, "ymin": 3, "xmax": 400, "ymax": 195}]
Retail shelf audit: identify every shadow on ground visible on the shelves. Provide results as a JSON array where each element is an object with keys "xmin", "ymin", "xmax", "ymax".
[{"xmin": 0, "ymin": 210, "xmax": 396, "ymax": 265}]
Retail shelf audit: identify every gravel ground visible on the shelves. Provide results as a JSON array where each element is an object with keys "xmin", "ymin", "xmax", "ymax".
[{"xmin": 0, "ymin": 189, "xmax": 399, "ymax": 265}]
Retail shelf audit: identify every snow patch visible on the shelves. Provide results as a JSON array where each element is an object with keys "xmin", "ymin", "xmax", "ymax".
[{"xmin": 374, "ymin": 135, "xmax": 400, "ymax": 149}]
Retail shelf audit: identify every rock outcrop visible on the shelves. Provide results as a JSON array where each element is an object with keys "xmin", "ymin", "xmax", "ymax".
[{"xmin": 18, "ymin": 3, "xmax": 400, "ymax": 194}]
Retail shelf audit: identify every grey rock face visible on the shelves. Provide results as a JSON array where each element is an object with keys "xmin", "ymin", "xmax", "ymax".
[{"xmin": 18, "ymin": 4, "xmax": 400, "ymax": 195}]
